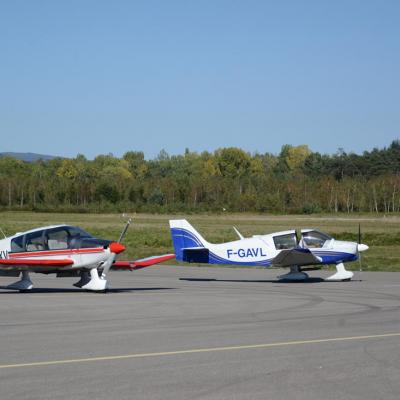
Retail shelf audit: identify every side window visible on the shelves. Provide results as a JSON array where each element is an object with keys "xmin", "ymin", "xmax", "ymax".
[
  {"xmin": 11, "ymin": 235, "xmax": 25, "ymax": 252},
  {"xmin": 273, "ymin": 233, "xmax": 297, "ymax": 250},
  {"xmin": 25, "ymin": 231, "xmax": 46, "ymax": 252},
  {"xmin": 46, "ymin": 228, "xmax": 69, "ymax": 250}
]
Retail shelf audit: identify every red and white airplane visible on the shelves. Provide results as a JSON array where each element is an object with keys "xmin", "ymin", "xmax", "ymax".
[{"xmin": 0, "ymin": 222, "xmax": 174, "ymax": 292}]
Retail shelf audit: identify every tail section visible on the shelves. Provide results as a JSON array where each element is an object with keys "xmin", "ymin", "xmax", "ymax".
[{"xmin": 169, "ymin": 220, "xmax": 210, "ymax": 262}]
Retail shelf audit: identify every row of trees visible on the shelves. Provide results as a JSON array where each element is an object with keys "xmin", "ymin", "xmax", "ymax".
[{"xmin": 0, "ymin": 141, "xmax": 399, "ymax": 214}]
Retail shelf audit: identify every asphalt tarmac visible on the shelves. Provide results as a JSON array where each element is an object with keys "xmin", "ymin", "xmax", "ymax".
[{"xmin": 0, "ymin": 266, "xmax": 399, "ymax": 400}]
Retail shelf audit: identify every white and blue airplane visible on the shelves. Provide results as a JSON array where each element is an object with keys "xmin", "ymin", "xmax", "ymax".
[{"xmin": 169, "ymin": 220, "xmax": 369, "ymax": 281}]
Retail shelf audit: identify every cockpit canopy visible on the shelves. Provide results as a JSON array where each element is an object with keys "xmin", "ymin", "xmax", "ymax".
[
  {"xmin": 271, "ymin": 229, "xmax": 333, "ymax": 250},
  {"xmin": 10, "ymin": 226, "xmax": 111, "ymax": 252},
  {"xmin": 301, "ymin": 230, "xmax": 332, "ymax": 248}
]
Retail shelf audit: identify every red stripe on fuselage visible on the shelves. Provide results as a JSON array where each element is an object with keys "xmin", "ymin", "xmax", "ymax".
[
  {"xmin": 9, "ymin": 247, "xmax": 105, "ymax": 258},
  {"xmin": 0, "ymin": 259, "xmax": 73, "ymax": 266}
]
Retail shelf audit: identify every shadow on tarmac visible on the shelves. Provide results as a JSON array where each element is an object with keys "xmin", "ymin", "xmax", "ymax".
[
  {"xmin": 179, "ymin": 277, "xmax": 360, "ymax": 284},
  {"xmin": 0, "ymin": 287, "xmax": 176, "ymax": 294}
]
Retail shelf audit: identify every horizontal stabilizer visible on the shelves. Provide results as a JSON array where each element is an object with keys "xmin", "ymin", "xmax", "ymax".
[
  {"xmin": 113, "ymin": 254, "xmax": 175, "ymax": 270},
  {"xmin": 272, "ymin": 248, "xmax": 322, "ymax": 268}
]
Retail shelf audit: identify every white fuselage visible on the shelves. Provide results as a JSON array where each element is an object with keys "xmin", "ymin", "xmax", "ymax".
[{"xmin": 0, "ymin": 225, "xmax": 113, "ymax": 271}]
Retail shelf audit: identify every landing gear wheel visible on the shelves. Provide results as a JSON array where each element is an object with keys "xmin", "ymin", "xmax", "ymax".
[
  {"xmin": 278, "ymin": 265, "xmax": 309, "ymax": 281},
  {"xmin": 7, "ymin": 271, "xmax": 33, "ymax": 291}
]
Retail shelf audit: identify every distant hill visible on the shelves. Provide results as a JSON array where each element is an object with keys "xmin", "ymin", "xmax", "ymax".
[{"xmin": 0, "ymin": 152, "xmax": 59, "ymax": 162}]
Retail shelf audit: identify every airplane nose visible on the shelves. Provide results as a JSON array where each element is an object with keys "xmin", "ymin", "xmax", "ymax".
[
  {"xmin": 357, "ymin": 244, "xmax": 369, "ymax": 252},
  {"xmin": 109, "ymin": 242, "xmax": 126, "ymax": 254}
]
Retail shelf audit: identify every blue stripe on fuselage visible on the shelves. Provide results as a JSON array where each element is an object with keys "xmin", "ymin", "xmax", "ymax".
[{"xmin": 314, "ymin": 252, "xmax": 357, "ymax": 264}]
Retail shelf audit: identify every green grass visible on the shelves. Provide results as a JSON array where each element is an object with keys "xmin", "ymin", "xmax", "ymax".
[{"xmin": 0, "ymin": 211, "xmax": 399, "ymax": 271}]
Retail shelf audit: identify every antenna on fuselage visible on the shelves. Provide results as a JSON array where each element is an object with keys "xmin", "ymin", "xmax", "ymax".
[
  {"xmin": 0, "ymin": 227, "xmax": 6, "ymax": 239},
  {"xmin": 233, "ymin": 226, "xmax": 244, "ymax": 240},
  {"xmin": 118, "ymin": 214, "xmax": 133, "ymax": 244}
]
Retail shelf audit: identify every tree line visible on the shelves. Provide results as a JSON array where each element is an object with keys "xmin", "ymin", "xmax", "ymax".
[{"xmin": 0, "ymin": 141, "xmax": 399, "ymax": 214}]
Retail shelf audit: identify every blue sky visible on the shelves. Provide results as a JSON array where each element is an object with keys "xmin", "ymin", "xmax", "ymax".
[{"xmin": 0, "ymin": 0, "xmax": 399, "ymax": 159}]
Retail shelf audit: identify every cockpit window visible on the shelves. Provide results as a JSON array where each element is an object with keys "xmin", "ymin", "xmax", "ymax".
[
  {"xmin": 46, "ymin": 228, "xmax": 69, "ymax": 250},
  {"xmin": 45, "ymin": 226, "xmax": 95, "ymax": 250},
  {"xmin": 25, "ymin": 231, "xmax": 46, "ymax": 252},
  {"xmin": 301, "ymin": 230, "xmax": 332, "ymax": 248},
  {"xmin": 11, "ymin": 236, "xmax": 24, "ymax": 252},
  {"xmin": 10, "ymin": 226, "xmax": 96, "ymax": 253},
  {"xmin": 273, "ymin": 233, "xmax": 297, "ymax": 250}
]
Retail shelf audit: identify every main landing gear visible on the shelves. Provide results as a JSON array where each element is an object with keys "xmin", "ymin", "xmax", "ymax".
[
  {"xmin": 5, "ymin": 268, "xmax": 110, "ymax": 292},
  {"xmin": 277, "ymin": 263, "xmax": 354, "ymax": 282},
  {"xmin": 6, "ymin": 271, "xmax": 34, "ymax": 291},
  {"xmin": 277, "ymin": 265, "xmax": 309, "ymax": 281}
]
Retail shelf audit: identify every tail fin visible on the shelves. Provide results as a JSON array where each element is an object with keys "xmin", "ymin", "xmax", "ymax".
[{"xmin": 169, "ymin": 220, "xmax": 210, "ymax": 261}]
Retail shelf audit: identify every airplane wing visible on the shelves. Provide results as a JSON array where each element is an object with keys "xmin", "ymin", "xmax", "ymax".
[
  {"xmin": 113, "ymin": 253, "xmax": 175, "ymax": 270},
  {"xmin": 271, "ymin": 248, "xmax": 322, "ymax": 268},
  {"xmin": 0, "ymin": 258, "xmax": 74, "ymax": 271}
]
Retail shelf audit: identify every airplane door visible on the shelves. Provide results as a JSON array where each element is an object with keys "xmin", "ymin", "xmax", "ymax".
[{"xmin": 45, "ymin": 227, "xmax": 81, "ymax": 264}]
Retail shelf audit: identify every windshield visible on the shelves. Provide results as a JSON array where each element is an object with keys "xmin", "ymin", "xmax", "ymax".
[
  {"xmin": 301, "ymin": 230, "xmax": 332, "ymax": 248},
  {"xmin": 66, "ymin": 226, "xmax": 92, "ymax": 238}
]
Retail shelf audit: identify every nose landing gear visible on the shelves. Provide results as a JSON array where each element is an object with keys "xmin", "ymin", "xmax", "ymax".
[{"xmin": 325, "ymin": 263, "xmax": 354, "ymax": 281}]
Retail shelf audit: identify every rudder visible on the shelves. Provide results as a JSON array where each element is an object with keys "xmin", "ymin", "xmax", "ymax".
[{"xmin": 169, "ymin": 220, "xmax": 209, "ymax": 261}]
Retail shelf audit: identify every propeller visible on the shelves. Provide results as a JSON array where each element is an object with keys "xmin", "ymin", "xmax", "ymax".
[
  {"xmin": 101, "ymin": 217, "xmax": 131, "ymax": 280},
  {"xmin": 358, "ymin": 223, "xmax": 363, "ymax": 274},
  {"xmin": 118, "ymin": 215, "xmax": 132, "ymax": 243}
]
